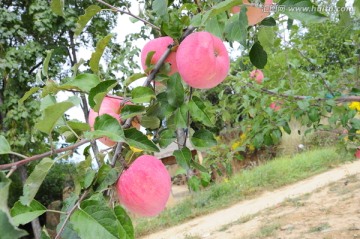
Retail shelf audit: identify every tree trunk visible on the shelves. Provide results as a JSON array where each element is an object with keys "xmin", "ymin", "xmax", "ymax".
[{"xmin": 18, "ymin": 165, "xmax": 42, "ymax": 239}]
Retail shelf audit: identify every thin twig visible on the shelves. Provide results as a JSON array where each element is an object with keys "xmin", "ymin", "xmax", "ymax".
[
  {"xmin": 95, "ymin": 0, "xmax": 161, "ymax": 31},
  {"xmin": 55, "ymin": 190, "xmax": 89, "ymax": 239},
  {"xmin": 0, "ymin": 139, "xmax": 91, "ymax": 170},
  {"xmin": 183, "ymin": 87, "xmax": 193, "ymax": 147}
]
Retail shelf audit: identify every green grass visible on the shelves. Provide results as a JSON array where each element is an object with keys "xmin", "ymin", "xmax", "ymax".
[{"xmin": 135, "ymin": 147, "xmax": 354, "ymax": 237}]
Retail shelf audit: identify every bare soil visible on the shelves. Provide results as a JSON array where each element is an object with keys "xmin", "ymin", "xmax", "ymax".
[{"xmin": 142, "ymin": 160, "xmax": 360, "ymax": 239}]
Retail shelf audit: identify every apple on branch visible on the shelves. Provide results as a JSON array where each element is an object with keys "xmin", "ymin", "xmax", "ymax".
[
  {"xmin": 116, "ymin": 155, "xmax": 172, "ymax": 217},
  {"xmin": 176, "ymin": 31, "xmax": 230, "ymax": 89},
  {"xmin": 250, "ymin": 69, "xmax": 264, "ymax": 84},
  {"xmin": 140, "ymin": 36, "xmax": 178, "ymax": 76},
  {"xmin": 231, "ymin": 0, "xmax": 273, "ymax": 26},
  {"xmin": 88, "ymin": 96, "xmax": 140, "ymax": 147}
]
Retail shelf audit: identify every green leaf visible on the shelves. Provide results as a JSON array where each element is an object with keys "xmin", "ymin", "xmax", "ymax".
[
  {"xmin": 0, "ymin": 210, "xmax": 28, "ymax": 239},
  {"xmin": 70, "ymin": 200, "xmax": 127, "ymax": 239},
  {"xmin": 90, "ymin": 34, "xmax": 113, "ymax": 73},
  {"xmin": 57, "ymin": 194, "xmax": 80, "ymax": 239},
  {"xmin": 120, "ymin": 105, "xmax": 146, "ymax": 120},
  {"xmin": 85, "ymin": 114, "xmax": 125, "ymax": 143},
  {"xmin": 40, "ymin": 227, "xmax": 51, "ymax": 239},
  {"xmin": 63, "ymin": 73, "xmax": 101, "ymax": 92},
  {"xmin": 124, "ymin": 128, "xmax": 160, "ymax": 152},
  {"xmin": 167, "ymin": 73, "xmax": 184, "ymax": 107},
  {"xmin": 224, "ymin": 9, "xmax": 247, "ymax": 45},
  {"xmin": 191, "ymin": 129, "xmax": 217, "ymax": 150},
  {"xmin": 131, "ymin": 86, "xmax": 155, "ymax": 103},
  {"xmin": 50, "ymin": 0, "xmax": 64, "ymax": 17},
  {"xmin": 140, "ymin": 116, "xmax": 160, "ymax": 129},
  {"xmin": 95, "ymin": 165, "xmax": 118, "ymax": 192},
  {"xmin": 0, "ymin": 136, "xmax": 11, "ymax": 154},
  {"xmin": 249, "ymin": 42, "xmax": 267, "ymax": 69},
  {"xmin": 42, "ymin": 49, "xmax": 54, "ymax": 78},
  {"xmin": 173, "ymin": 147, "xmax": 191, "ymax": 171},
  {"xmin": 282, "ymin": 122, "xmax": 291, "ymax": 134},
  {"xmin": 260, "ymin": 17, "xmax": 276, "ymax": 26},
  {"xmin": 188, "ymin": 176, "xmax": 201, "ymax": 192},
  {"xmin": 0, "ymin": 173, "xmax": 25, "ymax": 238},
  {"xmin": 308, "ymin": 108, "xmax": 320, "ymax": 122},
  {"xmin": 20, "ymin": 158, "xmax": 55, "ymax": 206},
  {"xmin": 67, "ymin": 121, "xmax": 91, "ymax": 132},
  {"xmin": 278, "ymin": 0, "xmax": 327, "ymax": 24},
  {"xmin": 354, "ymin": 0, "xmax": 360, "ymax": 16},
  {"xmin": 88, "ymin": 80, "xmax": 118, "ymax": 111},
  {"xmin": 258, "ymin": 27, "xmax": 275, "ymax": 50},
  {"xmin": 174, "ymin": 104, "xmax": 188, "ymax": 128},
  {"xmin": 145, "ymin": 51, "xmax": 156, "ymax": 67},
  {"xmin": 188, "ymin": 96, "xmax": 214, "ymax": 127},
  {"xmin": 74, "ymin": 5, "xmax": 102, "ymax": 37},
  {"xmin": 124, "ymin": 73, "xmax": 146, "ymax": 86},
  {"xmin": 84, "ymin": 170, "xmax": 96, "ymax": 189},
  {"xmin": 152, "ymin": 0, "xmax": 169, "ymax": 22},
  {"xmin": 158, "ymin": 129, "xmax": 176, "ymax": 148},
  {"xmin": 11, "ymin": 200, "xmax": 46, "ymax": 226},
  {"xmin": 201, "ymin": 0, "xmax": 243, "ymax": 25},
  {"xmin": 114, "ymin": 206, "xmax": 134, "ymax": 239},
  {"xmin": 205, "ymin": 15, "xmax": 224, "ymax": 38},
  {"xmin": 18, "ymin": 87, "xmax": 40, "ymax": 105},
  {"xmin": 35, "ymin": 101, "xmax": 77, "ymax": 134}
]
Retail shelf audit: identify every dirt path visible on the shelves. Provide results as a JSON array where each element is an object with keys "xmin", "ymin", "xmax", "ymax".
[{"xmin": 143, "ymin": 160, "xmax": 360, "ymax": 239}]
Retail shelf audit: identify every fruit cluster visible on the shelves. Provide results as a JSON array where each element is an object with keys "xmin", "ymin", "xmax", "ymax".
[
  {"xmin": 141, "ymin": 31, "xmax": 230, "ymax": 89},
  {"xmin": 87, "ymin": 31, "xmax": 231, "ymax": 217}
]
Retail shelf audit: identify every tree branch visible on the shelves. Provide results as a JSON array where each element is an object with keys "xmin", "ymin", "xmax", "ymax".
[
  {"xmin": 0, "ymin": 139, "xmax": 91, "ymax": 170},
  {"xmin": 246, "ymin": 81, "xmax": 360, "ymax": 103},
  {"xmin": 95, "ymin": 0, "xmax": 161, "ymax": 32}
]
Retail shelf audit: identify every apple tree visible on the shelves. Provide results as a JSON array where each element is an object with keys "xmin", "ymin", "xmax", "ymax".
[{"xmin": 0, "ymin": 0, "xmax": 359, "ymax": 238}]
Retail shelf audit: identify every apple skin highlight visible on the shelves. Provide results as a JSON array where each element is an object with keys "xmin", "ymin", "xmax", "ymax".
[
  {"xmin": 141, "ymin": 36, "xmax": 178, "ymax": 75},
  {"xmin": 176, "ymin": 31, "xmax": 230, "ymax": 89},
  {"xmin": 116, "ymin": 155, "xmax": 172, "ymax": 217}
]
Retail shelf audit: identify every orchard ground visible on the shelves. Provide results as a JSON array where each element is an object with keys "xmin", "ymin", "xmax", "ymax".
[
  {"xmin": 141, "ymin": 158, "xmax": 360, "ymax": 239},
  {"xmin": 134, "ymin": 148, "xmax": 360, "ymax": 238}
]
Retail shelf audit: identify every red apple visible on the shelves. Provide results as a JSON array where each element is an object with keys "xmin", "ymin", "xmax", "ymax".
[
  {"xmin": 88, "ymin": 96, "xmax": 139, "ymax": 147},
  {"xmin": 116, "ymin": 155, "xmax": 171, "ymax": 217},
  {"xmin": 176, "ymin": 31, "xmax": 230, "ymax": 89},
  {"xmin": 355, "ymin": 149, "xmax": 360, "ymax": 159},
  {"xmin": 250, "ymin": 69, "xmax": 264, "ymax": 84},
  {"xmin": 140, "ymin": 36, "xmax": 178, "ymax": 75},
  {"xmin": 231, "ymin": 0, "xmax": 273, "ymax": 26},
  {"xmin": 270, "ymin": 101, "xmax": 281, "ymax": 111}
]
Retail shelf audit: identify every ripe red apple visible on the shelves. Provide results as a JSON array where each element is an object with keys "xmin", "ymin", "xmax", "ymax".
[
  {"xmin": 116, "ymin": 155, "xmax": 171, "ymax": 217},
  {"xmin": 176, "ymin": 31, "xmax": 230, "ymax": 89},
  {"xmin": 231, "ymin": 0, "xmax": 273, "ymax": 26},
  {"xmin": 88, "ymin": 96, "xmax": 140, "ymax": 147},
  {"xmin": 270, "ymin": 101, "xmax": 281, "ymax": 111},
  {"xmin": 250, "ymin": 69, "xmax": 264, "ymax": 84},
  {"xmin": 355, "ymin": 149, "xmax": 360, "ymax": 159},
  {"xmin": 140, "ymin": 36, "xmax": 178, "ymax": 75}
]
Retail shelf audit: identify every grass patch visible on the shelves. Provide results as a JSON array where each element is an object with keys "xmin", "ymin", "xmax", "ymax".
[
  {"xmin": 257, "ymin": 222, "xmax": 281, "ymax": 237},
  {"xmin": 135, "ymin": 147, "xmax": 354, "ymax": 237},
  {"xmin": 308, "ymin": 222, "xmax": 331, "ymax": 233}
]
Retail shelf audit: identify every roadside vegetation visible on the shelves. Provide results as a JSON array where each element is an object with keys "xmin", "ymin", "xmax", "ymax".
[{"xmin": 135, "ymin": 147, "xmax": 354, "ymax": 237}]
